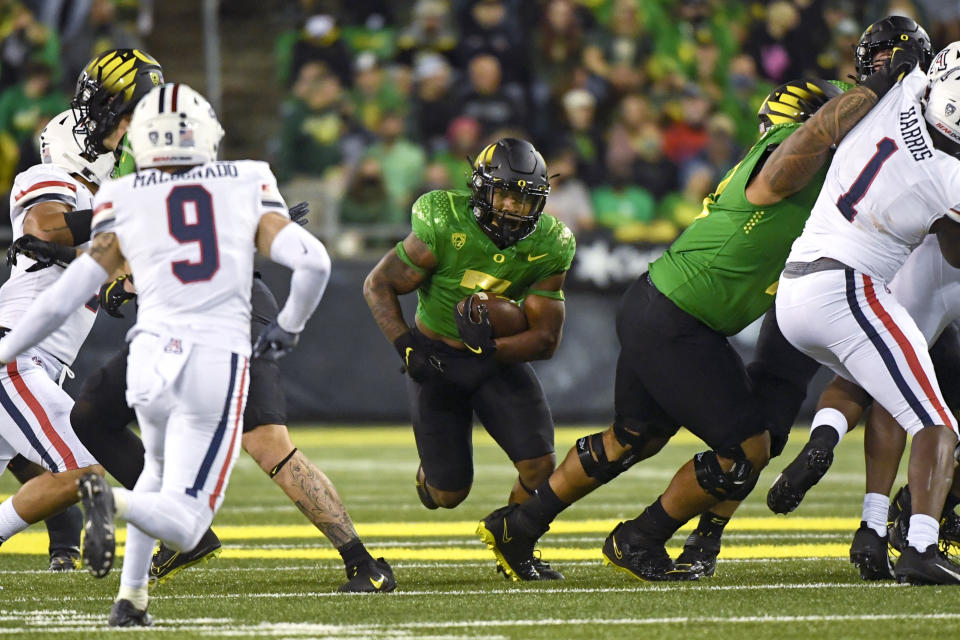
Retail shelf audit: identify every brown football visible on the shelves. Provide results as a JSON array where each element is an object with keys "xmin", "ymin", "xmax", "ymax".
[{"xmin": 456, "ymin": 291, "xmax": 528, "ymax": 338}]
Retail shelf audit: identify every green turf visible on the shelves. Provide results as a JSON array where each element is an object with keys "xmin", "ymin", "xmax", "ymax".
[{"xmin": 2, "ymin": 425, "xmax": 959, "ymax": 639}]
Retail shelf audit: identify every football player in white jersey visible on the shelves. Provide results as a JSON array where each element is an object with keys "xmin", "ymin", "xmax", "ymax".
[
  {"xmin": 0, "ymin": 112, "xmax": 115, "ymax": 550},
  {"xmin": 774, "ymin": 58, "xmax": 960, "ymax": 584},
  {"xmin": 0, "ymin": 83, "xmax": 331, "ymax": 625}
]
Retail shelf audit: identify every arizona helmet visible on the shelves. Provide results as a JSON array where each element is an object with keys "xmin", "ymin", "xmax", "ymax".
[
  {"xmin": 928, "ymin": 41, "xmax": 960, "ymax": 83},
  {"xmin": 855, "ymin": 16, "xmax": 932, "ymax": 82},
  {"xmin": 757, "ymin": 79, "xmax": 844, "ymax": 133},
  {"xmin": 469, "ymin": 138, "xmax": 550, "ymax": 249},
  {"xmin": 129, "ymin": 83, "xmax": 224, "ymax": 168},
  {"xmin": 39, "ymin": 110, "xmax": 115, "ymax": 186},
  {"xmin": 924, "ymin": 66, "xmax": 960, "ymax": 157},
  {"xmin": 71, "ymin": 48, "xmax": 164, "ymax": 159}
]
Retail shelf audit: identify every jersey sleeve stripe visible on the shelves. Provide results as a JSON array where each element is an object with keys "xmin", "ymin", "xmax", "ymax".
[
  {"xmin": 90, "ymin": 202, "xmax": 116, "ymax": 235},
  {"xmin": 94, "ymin": 201, "xmax": 113, "ymax": 215},
  {"xmin": 261, "ymin": 199, "xmax": 285, "ymax": 208},
  {"xmin": 14, "ymin": 180, "xmax": 77, "ymax": 200},
  {"xmin": 19, "ymin": 193, "xmax": 78, "ymax": 209},
  {"xmin": 14, "ymin": 181, "xmax": 78, "ymax": 209}
]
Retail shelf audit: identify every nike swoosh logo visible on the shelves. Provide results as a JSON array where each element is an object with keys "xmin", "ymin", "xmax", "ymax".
[
  {"xmin": 612, "ymin": 536, "xmax": 622, "ymax": 560},
  {"xmin": 937, "ymin": 563, "xmax": 960, "ymax": 581},
  {"xmin": 502, "ymin": 518, "xmax": 512, "ymax": 544},
  {"xmin": 405, "ymin": 347, "xmax": 413, "ymax": 366},
  {"xmin": 527, "ymin": 253, "xmax": 549, "ymax": 262},
  {"xmin": 466, "ymin": 344, "xmax": 483, "ymax": 355},
  {"xmin": 369, "ymin": 573, "xmax": 386, "ymax": 589}
]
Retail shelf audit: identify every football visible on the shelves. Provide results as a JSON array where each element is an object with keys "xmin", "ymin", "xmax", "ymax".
[{"xmin": 457, "ymin": 291, "xmax": 528, "ymax": 338}]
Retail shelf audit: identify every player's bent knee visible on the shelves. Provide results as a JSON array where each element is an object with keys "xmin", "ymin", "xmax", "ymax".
[
  {"xmin": 432, "ymin": 487, "xmax": 470, "ymax": 509},
  {"xmin": 740, "ymin": 431, "xmax": 772, "ymax": 470},
  {"xmin": 693, "ymin": 450, "xmax": 755, "ymax": 501},
  {"xmin": 516, "ymin": 454, "xmax": 555, "ymax": 485},
  {"xmin": 576, "ymin": 430, "xmax": 642, "ymax": 484}
]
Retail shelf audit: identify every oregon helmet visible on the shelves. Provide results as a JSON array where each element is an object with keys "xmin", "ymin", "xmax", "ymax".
[
  {"xmin": 71, "ymin": 48, "xmax": 164, "ymax": 160},
  {"xmin": 855, "ymin": 16, "xmax": 932, "ymax": 82},
  {"xmin": 469, "ymin": 138, "xmax": 550, "ymax": 249},
  {"xmin": 757, "ymin": 79, "xmax": 843, "ymax": 133}
]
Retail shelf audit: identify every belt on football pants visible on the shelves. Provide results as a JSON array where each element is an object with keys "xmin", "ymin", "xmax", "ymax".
[{"xmin": 782, "ymin": 257, "xmax": 850, "ymax": 278}]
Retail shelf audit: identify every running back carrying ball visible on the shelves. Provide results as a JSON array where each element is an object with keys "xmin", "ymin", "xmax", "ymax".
[{"xmin": 456, "ymin": 291, "xmax": 528, "ymax": 338}]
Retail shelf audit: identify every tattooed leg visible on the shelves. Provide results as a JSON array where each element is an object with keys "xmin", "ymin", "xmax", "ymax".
[{"xmin": 241, "ymin": 425, "xmax": 359, "ymax": 547}]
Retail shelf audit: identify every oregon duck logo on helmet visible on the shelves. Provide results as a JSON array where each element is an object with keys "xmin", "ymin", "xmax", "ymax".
[
  {"xmin": 757, "ymin": 79, "xmax": 843, "ymax": 133},
  {"xmin": 71, "ymin": 48, "xmax": 164, "ymax": 160}
]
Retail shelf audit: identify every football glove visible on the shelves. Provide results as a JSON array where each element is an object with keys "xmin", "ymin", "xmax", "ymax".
[
  {"xmin": 6, "ymin": 234, "xmax": 77, "ymax": 272},
  {"xmin": 393, "ymin": 330, "xmax": 444, "ymax": 382},
  {"xmin": 253, "ymin": 321, "xmax": 300, "ymax": 361},
  {"xmin": 289, "ymin": 201, "xmax": 310, "ymax": 227},
  {"xmin": 453, "ymin": 294, "xmax": 497, "ymax": 357},
  {"xmin": 861, "ymin": 46, "xmax": 920, "ymax": 99},
  {"xmin": 98, "ymin": 274, "xmax": 137, "ymax": 319}
]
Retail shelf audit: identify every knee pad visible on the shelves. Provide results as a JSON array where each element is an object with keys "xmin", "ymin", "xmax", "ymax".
[
  {"xmin": 693, "ymin": 450, "xmax": 755, "ymax": 501},
  {"xmin": 576, "ymin": 432, "xmax": 640, "ymax": 483}
]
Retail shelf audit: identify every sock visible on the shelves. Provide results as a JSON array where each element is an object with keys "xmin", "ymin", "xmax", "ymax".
[
  {"xmin": 809, "ymin": 408, "xmax": 847, "ymax": 448},
  {"xmin": 691, "ymin": 511, "xmax": 729, "ymax": 540},
  {"xmin": 626, "ymin": 497, "xmax": 685, "ymax": 547},
  {"xmin": 113, "ymin": 488, "xmax": 129, "ymax": 519},
  {"xmin": 861, "ymin": 492, "xmax": 889, "ymax": 536},
  {"xmin": 337, "ymin": 539, "xmax": 372, "ymax": 568},
  {"xmin": 0, "ymin": 498, "xmax": 29, "ymax": 543},
  {"xmin": 907, "ymin": 513, "xmax": 940, "ymax": 552},
  {"xmin": 116, "ymin": 583, "xmax": 148, "ymax": 611},
  {"xmin": 516, "ymin": 481, "xmax": 568, "ymax": 536},
  {"xmin": 45, "ymin": 504, "xmax": 82, "ymax": 555}
]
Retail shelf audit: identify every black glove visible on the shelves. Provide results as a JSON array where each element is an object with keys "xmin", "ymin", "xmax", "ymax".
[
  {"xmin": 253, "ymin": 321, "xmax": 300, "ymax": 361},
  {"xmin": 6, "ymin": 234, "xmax": 76, "ymax": 272},
  {"xmin": 289, "ymin": 201, "xmax": 310, "ymax": 227},
  {"xmin": 453, "ymin": 294, "xmax": 497, "ymax": 357},
  {"xmin": 98, "ymin": 274, "xmax": 137, "ymax": 318},
  {"xmin": 393, "ymin": 330, "xmax": 444, "ymax": 382},
  {"xmin": 861, "ymin": 45, "xmax": 920, "ymax": 99}
]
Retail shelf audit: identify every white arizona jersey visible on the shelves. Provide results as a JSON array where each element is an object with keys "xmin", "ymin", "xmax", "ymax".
[
  {"xmin": 0, "ymin": 164, "xmax": 98, "ymax": 364},
  {"xmin": 787, "ymin": 67, "xmax": 960, "ymax": 283},
  {"xmin": 91, "ymin": 160, "xmax": 288, "ymax": 355},
  {"xmin": 890, "ymin": 234, "xmax": 960, "ymax": 344}
]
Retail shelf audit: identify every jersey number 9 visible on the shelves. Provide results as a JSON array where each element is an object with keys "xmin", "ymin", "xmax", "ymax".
[{"xmin": 167, "ymin": 185, "xmax": 220, "ymax": 283}]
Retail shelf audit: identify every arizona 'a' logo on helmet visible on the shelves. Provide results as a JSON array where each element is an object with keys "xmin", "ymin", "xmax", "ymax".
[
  {"xmin": 469, "ymin": 138, "xmax": 550, "ymax": 250},
  {"xmin": 757, "ymin": 79, "xmax": 843, "ymax": 133},
  {"xmin": 855, "ymin": 16, "xmax": 933, "ymax": 82},
  {"xmin": 71, "ymin": 48, "xmax": 164, "ymax": 159}
]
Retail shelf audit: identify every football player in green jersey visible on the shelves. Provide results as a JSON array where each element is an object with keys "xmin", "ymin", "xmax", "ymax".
[
  {"xmin": 475, "ymin": 49, "xmax": 919, "ymax": 581},
  {"xmin": 364, "ymin": 137, "xmax": 575, "ymax": 580}
]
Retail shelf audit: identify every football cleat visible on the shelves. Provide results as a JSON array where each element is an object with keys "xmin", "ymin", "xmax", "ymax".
[
  {"xmin": 77, "ymin": 473, "xmax": 115, "ymax": 578},
  {"xmin": 530, "ymin": 555, "xmax": 564, "ymax": 580},
  {"xmin": 48, "ymin": 548, "xmax": 81, "ymax": 572},
  {"xmin": 887, "ymin": 485, "xmax": 911, "ymax": 553},
  {"xmin": 601, "ymin": 522, "xmax": 699, "ymax": 582},
  {"xmin": 894, "ymin": 543, "xmax": 960, "ymax": 585},
  {"xmin": 766, "ymin": 441, "xmax": 834, "ymax": 514},
  {"xmin": 674, "ymin": 530, "xmax": 721, "ymax": 577},
  {"xmin": 108, "ymin": 599, "xmax": 153, "ymax": 627},
  {"xmin": 337, "ymin": 557, "xmax": 397, "ymax": 593},
  {"xmin": 150, "ymin": 528, "xmax": 222, "ymax": 588},
  {"xmin": 940, "ymin": 510, "xmax": 960, "ymax": 562},
  {"xmin": 849, "ymin": 522, "xmax": 895, "ymax": 580},
  {"xmin": 477, "ymin": 505, "xmax": 554, "ymax": 581}
]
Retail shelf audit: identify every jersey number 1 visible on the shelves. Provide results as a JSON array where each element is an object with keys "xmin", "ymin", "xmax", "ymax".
[
  {"xmin": 167, "ymin": 185, "xmax": 220, "ymax": 283},
  {"xmin": 836, "ymin": 138, "xmax": 897, "ymax": 222}
]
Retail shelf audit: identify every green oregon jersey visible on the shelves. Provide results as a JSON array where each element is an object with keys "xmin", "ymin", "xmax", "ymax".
[
  {"xmin": 112, "ymin": 134, "xmax": 136, "ymax": 178},
  {"xmin": 649, "ymin": 123, "xmax": 827, "ymax": 336},
  {"xmin": 396, "ymin": 189, "xmax": 576, "ymax": 340}
]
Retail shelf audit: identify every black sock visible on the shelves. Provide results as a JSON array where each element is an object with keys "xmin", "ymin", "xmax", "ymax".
[
  {"xmin": 624, "ymin": 497, "xmax": 685, "ymax": 547},
  {"xmin": 45, "ymin": 504, "xmax": 82, "ymax": 555},
  {"xmin": 516, "ymin": 481, "xmax": 568, "ymax": 536},
  {"xmin": 944, "ymin": 491, "xmax": 960, "ymax": 516},
  {"xmin": 692, "ymin": 510, "xmax": 730, "ymax": 540},
  {"xmin": 809, "ymin": 424, "xmax": 840, "ymax": 449},
  {"xmin": 338, "ymin": 539, "xmax": 373, "ymax": 568}
]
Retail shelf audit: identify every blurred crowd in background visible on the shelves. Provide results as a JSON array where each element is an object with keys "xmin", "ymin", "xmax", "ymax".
[{"xmin": 2, "ymin": 0, "xmax": 960, "ymax": 252}]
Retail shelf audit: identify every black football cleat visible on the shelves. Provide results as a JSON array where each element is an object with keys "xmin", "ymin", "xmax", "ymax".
[
  {"xmin": 674, "ymin": 530, "xmax": 721, "ymax": 577},
  {"xmin": 766, "ymin": 441, "xmax": 834, "ymax": 514},
  {"xmin": 602, "ymin": 522, "xmax": 699, "ymax": 582},
  {"xmin": 887, "ymin": 485, "xmax": 911, "ymax": 553},
  {"xmin": 77, "ymin": 473, "xmax": 115, "ymax": 578},
  {"xmin": 108, "ymin": 599, "xmax": 153, "ymax": 627},
  {"xmin": 150, "ymin": 528, "xmax": 222, "ymax": 588},
  {"xmin": 530, "ymin": 555, "xmax": 564, "ymax": 580},
  {"xmin": 48, "ymin": 548, "xmax": 81, "ymax": 572},
  {"xmin": 338, "ymin": 557, "xmax": 397, "ymax": 593},
  {"xmin": 940, "ymin": 509, "xmax": 960, "ymax": 562},
  {"xmin": 849, "ymin": 522, "xmax": 894, "ymax": 580},
  {"xmin": 477, "ymin": 505, "xmax": 553, "ymax": 581},
  {"xmin": 894, "ymin": 543, "xmax": 960, "ymax": 585}
]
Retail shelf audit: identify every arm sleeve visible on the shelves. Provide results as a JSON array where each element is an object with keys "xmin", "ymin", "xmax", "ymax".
[
  {"xmin": 0, "ymin": 254, "xmax": 107, "ymax": 363},
  {"xmin": 267, "ymin": 223, "xmax": 331, "ymax": 333}
]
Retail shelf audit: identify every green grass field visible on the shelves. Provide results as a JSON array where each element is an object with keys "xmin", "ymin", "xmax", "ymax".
[{"xmin": 2, "ymin": 425, "xmax": 959, "ymax": 639}]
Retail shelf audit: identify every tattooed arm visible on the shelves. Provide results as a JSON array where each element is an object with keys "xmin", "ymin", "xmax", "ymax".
[
  {"xmin": 746, "ymin": 86, "xmax": 879, "ymax": 206},
  {"xmin": 362, "ymin": 232, "xmax": 436, "ymax": 343}
]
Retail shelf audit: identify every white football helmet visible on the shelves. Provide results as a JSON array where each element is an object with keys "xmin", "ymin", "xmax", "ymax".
[
  {"xmin": 928, "ymin": 41, "xmax": 960, "ymax": 82},
  {"xmin": 924, "ymin": 66, "xmax": 960, "ymax": 153},
  {"xmin": 128, "ymin": 83, "xmax": 224, "ymax": 168},
  {"xmin": 39, "ymin": 110, "xmax": 115, "ymax": 185}
]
